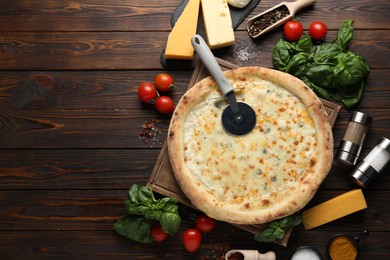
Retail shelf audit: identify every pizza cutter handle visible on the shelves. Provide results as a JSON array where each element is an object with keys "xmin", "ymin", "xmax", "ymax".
[{"xmin": 191, "ymin": 34, "xmax": 234, "ymax": 96}]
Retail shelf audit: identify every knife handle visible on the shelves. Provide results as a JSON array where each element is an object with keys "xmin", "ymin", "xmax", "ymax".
[{"xmin": 191, "ymin": 34, "xmax": 234, "ymax": 96}]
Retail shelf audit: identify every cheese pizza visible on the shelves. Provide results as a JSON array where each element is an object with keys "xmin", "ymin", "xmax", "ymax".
[{"xmin": 167, "ymin": 67, "xmax": 333, "ymax": 225}]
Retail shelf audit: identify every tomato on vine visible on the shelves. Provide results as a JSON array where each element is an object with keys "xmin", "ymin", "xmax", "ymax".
[
  {"xmin": 283, "ymin": 20, "xmax": 303, "ymax": 42},
  {"xmin": 154, "ymin": 73, "xmax": 176, "ymax": 92},
  {"xmin": 138, "ymin": 81, "xmax": 157, "ymax": 103},
  {"xmin": 155, "ymin": 96, "xmax": 175, "ymax": 114}
]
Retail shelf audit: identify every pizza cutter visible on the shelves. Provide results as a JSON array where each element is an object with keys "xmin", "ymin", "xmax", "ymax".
[{"xmin": 191, "ymin": 34, "xmax": 256, "ymax": 136}]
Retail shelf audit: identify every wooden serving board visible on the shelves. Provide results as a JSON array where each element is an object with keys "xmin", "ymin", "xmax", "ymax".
[{"xmin": 148, "ymin": 59, "xmax": 341, "ymax": 247}]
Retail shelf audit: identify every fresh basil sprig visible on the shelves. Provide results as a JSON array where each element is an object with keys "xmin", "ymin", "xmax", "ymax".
[
  {"xmin": 272, "ymin": 19, "xmax": 369, "ymax": 108},
  {"xmin": 113, "ymin": 184, "xmax": 181, "ymax": 243},
  {"xmin": 254, "ymin": 214, "xmax": 302, "ymax": 243}
]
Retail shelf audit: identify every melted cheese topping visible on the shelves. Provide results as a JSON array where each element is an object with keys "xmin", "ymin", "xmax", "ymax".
[{"xmin": 183, "ymin": 78, "xmax": 318, "ymax": 210}]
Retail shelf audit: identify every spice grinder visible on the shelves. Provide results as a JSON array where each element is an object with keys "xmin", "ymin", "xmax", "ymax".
[{"xmin": 336, "ymin": 111, "xmax": 372, "ymax": 166}]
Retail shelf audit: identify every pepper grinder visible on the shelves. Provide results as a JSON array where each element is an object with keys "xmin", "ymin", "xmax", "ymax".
[
  {"xmin": 336, "ymin": 111, "xmax": 372, "ymax": 166},
  {"xmin": 351, "ymin": 137, "xmax": 390, "ymax": 188}
]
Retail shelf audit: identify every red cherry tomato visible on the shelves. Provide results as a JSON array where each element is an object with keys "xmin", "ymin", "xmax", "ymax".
[
  {"xmin": 150, "ymin": 223, "xmax": 168, "ymax": 242},
  {"xmin": 155, "ymin": 96, "xmax": 175, "ymax": 114},
  {"xmin": 309, "ymin": 21, "xmax": 328, "ymax": 41},
  {"xmin": 182, "ymin": 228, "xmax": 202, "ymax": 253},
  {"xmin": 154, "ymin": 73, "xmax": 175, "ymax": 92},
  {"xmin": 138, "ymin": 81, "xmax": 157, "ymax": 103},
  {"xmin": 283, "ymin": 20, "xmax": 303, "ymax": 42},
  {"xmin": 195, "ymin": 214, "xmax": 216, "ymax": 233}
]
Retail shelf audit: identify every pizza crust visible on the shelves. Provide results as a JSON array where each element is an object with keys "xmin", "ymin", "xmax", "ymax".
[{"xmin": 168, "ymin": 67, "xmax": 333, "ymax": 224}]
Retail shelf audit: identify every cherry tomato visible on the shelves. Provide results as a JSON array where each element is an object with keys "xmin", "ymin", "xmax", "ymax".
[
  {"xmin": 283, "ymin": 20, "xmax": 303, "ymax": 42},
  {"xmin": 154, "ymin": 73, "xmax": 175, "ymax": 92},
  {"xmin": 309, "ymin": 21, "xmax": 328, "ymax": 41},
  {"xmin": 150, "ymin": 223, "xmax": 168, "ymax": 242},
  {"xmin": 138, "ymin": 81, "xmax": 157, "ymax": 103},
  {"xmin": 182, "ymin": 228, "xmax": 202, "ymax": 253},
  {"xmin": 195, "ymin": 214, "xmax": 216, "ymax": 233},
  {"xmin": 155, "ymin": 96, "xmax": 175, "ymax": 114}
]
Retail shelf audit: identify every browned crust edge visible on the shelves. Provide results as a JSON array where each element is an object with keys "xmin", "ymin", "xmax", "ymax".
[{"xmin": 167, "ymin": 67, "xmax": 333, "ymax": 224}]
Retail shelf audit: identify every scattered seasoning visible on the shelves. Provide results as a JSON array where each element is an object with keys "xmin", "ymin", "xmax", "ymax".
[
  {"xmin": 248, "ymin": 5, "xmax": 290, "ymax": 37},
  {"xmin": 139, "ymin": 119, "xmax": 161, "ymax": 145},
  {"xmin": 328, "ymin": 236, "xmax": 358, "ymax": 260},
  {"xmin": 200, "ymin": 244, "xmax": 230, "ymax": 260}
]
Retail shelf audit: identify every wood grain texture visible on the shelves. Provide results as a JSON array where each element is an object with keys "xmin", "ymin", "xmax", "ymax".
[
  {"xmin": 0, "ymin": 0, "xmax": 388, "ymax": 31},
  {"xmin": 0, "ymin": 30, "xmax": 389, "ymax": 70}
]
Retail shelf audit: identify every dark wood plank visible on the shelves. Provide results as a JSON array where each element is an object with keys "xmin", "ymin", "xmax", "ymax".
[
  {"xmin": 0, "ymin": 190, "xmax": 387, "ymax": 231},
  {"xmin": 0, "ymin": 0, "xmax": 175, "ymax": 32},
  {"xmin": 0, "ymin": 109, "xmax": 171, "ymax": 148},
  {"xmin": 0, "ymin": 69, "xmax": 388, "ymax": 110},
  {"xmin": 0, "ymin": 0, "xmax": 388, "ymax": 32},
  {"xmin": 0, "ymin": 30, "xmax": 388, "ymax": 70},
  {"xmin": 0, "ymin": 230, "xmax": 388, "ymax": 259},
  {"xmin": 0, "ymin": 149, "xmax": 159, "ymax": 189},
  {"xmin": 0, "ymin": 71, "xmax": 194, "ymax": 109}
]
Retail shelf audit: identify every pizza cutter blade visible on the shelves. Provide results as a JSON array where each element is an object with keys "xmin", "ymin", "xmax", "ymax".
[{"xmin": 191, "ymin": 34, "xmax": 256, "ymax": 136}]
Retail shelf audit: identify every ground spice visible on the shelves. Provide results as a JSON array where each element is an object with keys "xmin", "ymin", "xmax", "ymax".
[
  {"xmin": 329, "ymin": 236, "xmax": 358, "ymax": 260},
  {"xmin": 139, "ymin": 119, "xmax": 161, "ymax": 144},
  {"xmin": 248, "ymin": 5, "xmax": 290, "ymax": 37}
]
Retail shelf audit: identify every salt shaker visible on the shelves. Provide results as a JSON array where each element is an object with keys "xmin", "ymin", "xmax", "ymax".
[
  {"xmin": 336, "ymin": 111, "xmax": 372, "ymax": 166},
  {"xmin": 350, "ymin": 137, "xmax": 390, "ymax": 188}
]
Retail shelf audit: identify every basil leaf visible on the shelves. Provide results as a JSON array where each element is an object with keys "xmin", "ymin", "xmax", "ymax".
[
  {"xmin": 311, "ymin": 42, "xmax": 340, "ymax": 63},
  {"xmin": 279, "ymin": 214, "xmax": 302, "ymax": 228},
  {"xmin": 285, "ymin": 52, "xmax": 310, "ymax": 77},
  {"xmin": 137, "ymin": 185, "xmax": 156, "ymax": 206},
  {"xmin": 272, "ymin": 39, "xmax": 292, "ymax": 71},
  {"xmin": 254, "ymin": 226, "xmax": 285, "ymax": 242},
  {"xmin": 337, "ymin": 20, "xmax": 354, "ymax": 50},
  {"xmin": 160, "ymin": 212, "xmax": 181, "ymax": 236},
  {"xmin": 295, "ymin": 35, "xmax": 312, "ymax": 53},
  {"xmin": 337, "ymin": 80, "xmax": 366, "ymax": 108},
  {"xmin": 306, "ymin": 63, "xmax": 337, "ymax": 88},
  {"xmin": 155, "ymin": 197, "xmax": 177, "ymax": 211},
  {"xmin": 253, "ymin": 214, "xmax": 302, "ymax": 243},
  {"xmin": 163, "ymin": 203, "xmax": 179, "ymax": 214},
  {"xmin": 113, "ymin": 215, "xmax": 153, "ymax": 244},
  {"xmin": 128, "ymin": 184, "xmax": 141, "ymax": 204},
  {"xmin": 114, "ymin": 184, "xmax": 182, "ymax": 243},
  {"xmin": 334, "ymin": 51, "xmax": 369, "ymax": 87},
  {"xmin": 127, "ymin": 205, "xmax": 150, "ymax": 216},
  {"xmin": 304, "ymin": 79, "xmax": 332, "ymax": 100}
]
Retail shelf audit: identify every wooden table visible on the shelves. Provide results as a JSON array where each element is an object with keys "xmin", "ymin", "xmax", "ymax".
[{"xmin": 0, "ymin": 0, "xmax": 389, "ymax": 259}]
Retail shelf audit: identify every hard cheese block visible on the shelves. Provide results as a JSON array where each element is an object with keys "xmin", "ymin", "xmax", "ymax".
[
  {"xmin": 302, "ymin": 189, "xmax": 367, "ymax": 230},
  {"xmin": 165, "ymin": 0, "xmax": 200, "ymax": 59},
  {"xmin": 201, "ymin": 0, "xmax": 235, "ymax": 49}
]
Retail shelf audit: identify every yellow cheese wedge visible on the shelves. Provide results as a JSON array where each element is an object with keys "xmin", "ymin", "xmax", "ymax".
[
  {"xmin": 302, "ymin": 189, "xmax": 367, "ymax": 230},
  {"xmin": 201, "ymin": 0, "xmax": 235, "ymax": 49},
  {"xmin": 165, "ymin": 0, "xmax": 200, "ymax": 60}
]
